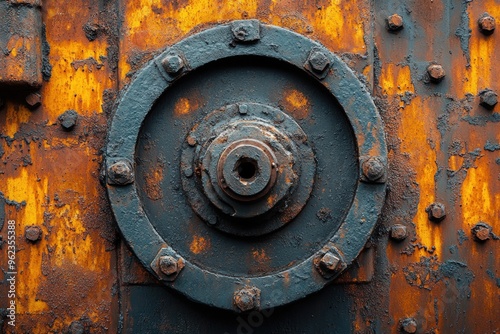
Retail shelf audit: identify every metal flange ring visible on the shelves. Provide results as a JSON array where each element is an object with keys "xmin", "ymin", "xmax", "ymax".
[{"xmin": 106, "ymin": 20, "xmax": 387, "ymax": 312}]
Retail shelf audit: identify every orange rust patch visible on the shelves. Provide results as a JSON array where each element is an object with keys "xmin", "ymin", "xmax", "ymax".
[
  {"xmin": 252, "ymin": 248, "xmax": 270, "ymax": 263},
  {"xmin": 174, "ymin": 97, "xmax": 199, "ymax": 116},
  {"xmin": 144, "ymin": 163, "xmax": 164, "ymax": 200},
  {"xmin": 190, "ymin": 235, "xmax": 210, "ymax": 254},
  {"xmin": 282, "ymin": 89, "xmax": 310, "ymax": 120}
]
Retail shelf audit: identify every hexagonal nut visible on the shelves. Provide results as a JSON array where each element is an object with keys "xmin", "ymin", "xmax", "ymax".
[
  {"xmin": 151, "ymin": 249, "xmax": 185, "ymax": 281},
  {"xmin": 308, "ymin": 50, "xmax": 330, "ymax": 73},
  {"xmin": 471, "ymin": 222, "xmax": 492, "ymax": 242},
  {"xmin": 234, "ymin": 286, "xmax": 260, "ymax": 312},
  {"xmin": 161, "ymin": 54, "xmax": 184, "ymax": 75},
  {"xmin": 427, "ymin": 64, "xmax": 445, "ymax": 83},
  {"xmin": 426, "ymin": 202, "xmax": 446, "ymax": 222},
  {"xmin": 107, "ymin": 160, "xmax": 134, "ymax": 186},
  {"xmin": 320, "ymin": 251, "xmax": 341, "ymax": 272},
  {"xmin": 231, "ymin": 20, "xmax": 261, "ymax": 42},
  {"xmin": 390, "ymin": 224, "xmax": 408, "ymax": 241},
  {"xmin": 158, "ymin": 255, "xmax": 179, "ymax": 276},
  {"xmin": 25, "ymin": 92, "xmax": 42, "ymax": 109},
  {"xmin": 387, "ymin": 14, "xmax": 404, "ymax": 31},
  {"xmin": 478, "ymin": 13, "xmax": 496, "ymax": 35},
  {"xmin": 25, "ymin": 225, "xmax": 42, "ymax": 243},
  {"xmin": 58, "ymin": 109, "xmax": 78, "ymax": 131},
  {"xmin": 479, "ymin": 89, "xmax": 498, "ymax": 109},
  {"xmin": 401, "ymin": 318, "xmax": 417, "ymax": 333},
  {"xmin": 362, "ymin": 156, "xmax": 386, "ymax": 182}
]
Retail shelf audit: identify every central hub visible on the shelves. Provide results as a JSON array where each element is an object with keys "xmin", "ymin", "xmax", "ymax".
[
  {"xmin": 217, "ymin": 139, "xmax": 277, "ymax": 201},
  {"xmin": 181, "ymin": 103, "xmax": 316, "ymax": 236}
]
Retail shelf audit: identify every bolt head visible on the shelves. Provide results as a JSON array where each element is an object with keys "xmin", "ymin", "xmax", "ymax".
[
  {"xmin": 231, "ymin": 20, "xmax": 261, "ymax": 42},
  {"xmin": 107, "ymin": 160, "xmax": 134, "ymax": 186},
  {"xmin": 427, "ymin": 64, "xmax": 445, "ymax": 82},
  {"xmin": 426, "ymin": 202, "xmax": 446, "ymax": 222},
  {"xmin": 25, "ymin": 225, "xmax": 42, "ymax": 242},
  {"xmin": 390, "ymin": 224, "xmax": 408, "ymax": 241},
  {"xmin": 309, "ymin": 51, "xmax": 330, "ymax": 72},
  {"xmin": 158, "ymin": 255, "xmax": 178, "ymax": 275},
  {"xmin": 58, "ymin": 109, "xmax": 78, "ymax": 130},
  {"xmin": 25, "ymin": 92, "xmax": 42, "ymax": 109},
  {"xmin": 401, "ymin": 318, "xmax": 417, "ymax": 333},
  {"xmin": 478, "ymin": 13, "xmax": 496, "ymax": 34},
  {"xmin": 387, "ymin": 14, "xmax": 404, "ymax": 31},
  {"xmin": 319, "ymin": 251, "xmax": 341, "ymax": 272},
  {"xmin": 234, "ymin": 287, "xmax": 260, "ymax": 312},
  {"xmin": 471, "ymin": 222, "xmax": 492, "ymax": 242},
  {"xmin": 162, "ymin": 54, "xmax": 184, "ymax": 75},
  {"xmin": 362, "ymin": 156, "xmax": 386, "ymax": 182},
  {"xmin": 479, "ymin": 89, "xmax": 498, "ymax": 109}
]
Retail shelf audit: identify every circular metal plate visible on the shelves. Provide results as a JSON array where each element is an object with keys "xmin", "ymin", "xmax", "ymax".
[{"xmin": 106, "ymin": 20, "xmax": 387, "ymax": 311}]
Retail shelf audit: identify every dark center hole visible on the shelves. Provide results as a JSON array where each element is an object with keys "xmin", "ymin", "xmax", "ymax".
[{"xmin": 237, "ymin": 158, "xmax": 258, "ymax": 180}]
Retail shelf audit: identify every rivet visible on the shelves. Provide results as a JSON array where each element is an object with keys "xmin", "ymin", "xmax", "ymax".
[
  {"xmin": 478, "ymin": 13, "xmax": 496, "ymax": 35},
  {"xmin": 187, "ymin": 135, "xmax": 197, "ymax": 147},
  {"xmin": 400, "ymin": 318, "xmax": 417, "ymax": 333},
  {"xmin": 234, "ymin": 286, "xmax": 260, "ymax": 312},
  {"xmin": 427, "ymin": 64, "xmax": 445, "ymax": 83},
  {"xmin": 25, "ymin": 225, "xmax": 42, "ymax": 243},
  {"xmin": 425, "ymin": 202, "xmax": 446, "ymax": 222},
  {"xmin": 387, "ymin": 14, "xmax": 404, "ymax": 31},
  {"xmin": 184, "ymin": 167, "xmax": 194, "ymax": 178},
  {"xmin": 107, "ymin": 160, "xmax": 134, "ymax": 186}
]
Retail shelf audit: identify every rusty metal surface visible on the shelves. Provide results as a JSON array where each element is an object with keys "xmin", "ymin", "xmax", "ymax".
[
  {"xmin": 106, "ymin": 20, "xmax": 386, "ymax": 311},
  {"xmin": 0, "ymin": 0, "xmax": 498, "ymax": 333},
  {"xmin": 0, "ymin": 0, "xmax": 47, "ymax": 89}
]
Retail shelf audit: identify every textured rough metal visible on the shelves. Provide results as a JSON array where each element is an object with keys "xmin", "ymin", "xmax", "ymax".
[
  {"xmin": 234, "ymin": 287, "xmax": 261, "ymax": 312},
  {"xmin": 471, "ymin": 222, "xmax": 492, "ymax": 242},
  {"xmin": 320, "ymin": 252, "xmax": 341, "ymax": 272},
  {"xmin": 427, "ymin": 64, "xmax": 446, "ymax": 82},
  {"xmin": 308, "ymin": 50, "xmax": 330, "ymax": 72},
  {"xmin": 426, "ymin": 202, "xmax": 446, "ymax": 222},
  {"xmin": 401, "ymin": 318, "xmax": 417, "ymax": 333},
  {"xmin": 25, "ymin": 225, "xmax": 42, "ymax": 242},
  {"xmin": 387, "ymin": 14, "xmax": 404, "ymax": 31},
  {"xmin": 182, "ymin": 103, "xmax": 313, "ymax": 229},
  {"xmin": 231, "ymin": 20, "xmax": 261, "ymax": 42},
  {"xmin": 25, "ymin": 92, "xmax": 42, "ymax": 109},
  {"xmin": 361, "ymin": 156, "xmax": 386, "ymax": 182},
  {"xmin": 479, "ymin": 89, "xmax": 498, "ymax": 109},
  {"xmin": 150, "ymin": 248, "xmax": 185, "ymax": 282},
  {"xmin": 158, "ymin": 256, "xmax": 179, "ymax": 276},
  {"xmin": 58, "ymin": 110, "xmax": 78, "ymax": 130},
  {"xmin": 0, "ymin": 0, "xmax": 44, "ymax": 89},
  {"xmin": 478, "ymin": 13, "xmax": 496, "ymax": 35},
  {"xmin": 390, "ymin": 224, "xmax": 408, "ymax": 241},
  {"xmin": 107, "ymin": 159, "xmax": 134, "ymax": 186},
  {"xmin": 161, "ymin": 54, "xmax": 184, "ymax": 75},
  {"xmin": 106, "ymin": 21, "xmax": 387, "ymax": 311}
]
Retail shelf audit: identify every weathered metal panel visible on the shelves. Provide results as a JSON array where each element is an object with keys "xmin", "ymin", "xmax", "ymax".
[
  {"xmin": 0, "ymin": 0, "xmax": 498, "ymax": 333},
  {"xmin": 0, "ymin": 0, "xmax": 45, "ymax": 89}
]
